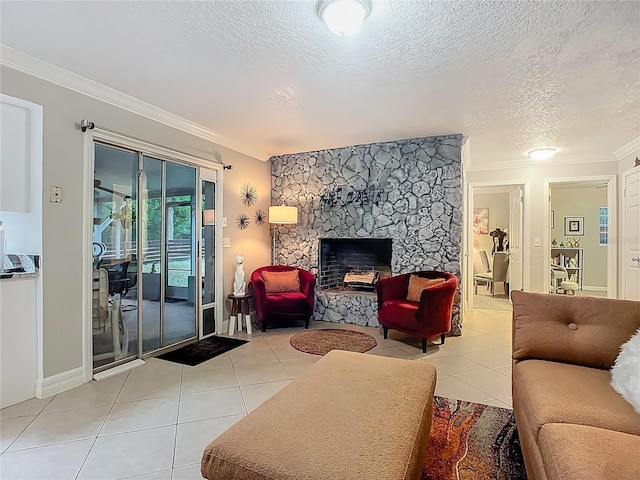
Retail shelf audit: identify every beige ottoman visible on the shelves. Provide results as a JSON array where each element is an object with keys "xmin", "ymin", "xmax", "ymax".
[{"xmin": 201, "ymin": 350, "xmax": 437, "ymax": 480}]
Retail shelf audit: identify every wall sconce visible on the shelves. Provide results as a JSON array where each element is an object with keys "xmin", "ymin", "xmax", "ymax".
[
  {"xmin": 202, "ymin": 209, "xmax": 215, "ymax": 226},
  {"xmin": 269, "ymin": 202, "xmax": 298, "ymax": 264}
]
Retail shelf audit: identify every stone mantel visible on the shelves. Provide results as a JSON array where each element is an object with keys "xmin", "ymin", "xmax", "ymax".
[{"xmin": 270, "ymin": 134, "xmax": 463, "ymax": 334}]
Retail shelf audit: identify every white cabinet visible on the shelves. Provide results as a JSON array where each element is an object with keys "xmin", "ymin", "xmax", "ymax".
[
  {"xmin": 551, "ymin": 247, "xmax": 583, "ymax": 290},
  {"xmin": 0, "ymin": 277, "xmax": 38, "ymax": 408}
]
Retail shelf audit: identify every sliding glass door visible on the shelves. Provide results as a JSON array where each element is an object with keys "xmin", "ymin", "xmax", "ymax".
[
  {"xmin": 92, "ymin": 144, "xmax": 139, "ymax": 369},
  {"xmin": 92, "ymin": 140, "xmax": 220, "ymax": 372}
]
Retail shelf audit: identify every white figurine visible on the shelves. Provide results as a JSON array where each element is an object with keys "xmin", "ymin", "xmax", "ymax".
[{"xmin": 233, "ymin": 254, "xmax": 246, "ymax": 296}]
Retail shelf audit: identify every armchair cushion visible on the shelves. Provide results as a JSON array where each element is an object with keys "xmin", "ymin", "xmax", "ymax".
[
  {"xmin": 264, "ymin": 291, "xmax": 310, "ymax": 313},
  {"xmin": 406, "ymin": 275, "xmax": 445, "ymax": 302},
  {"xmin": 261, "ymin": 269, "xmax": 300, "ymax": 293}
]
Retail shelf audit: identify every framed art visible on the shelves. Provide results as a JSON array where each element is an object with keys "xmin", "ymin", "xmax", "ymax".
[
  {"xmin": 473, "ymin": 208, "xmax": 489, "ymax": 234},
  {"xmin": 564, "ymin": 216, "xmax": 584, "ymax": 236}
]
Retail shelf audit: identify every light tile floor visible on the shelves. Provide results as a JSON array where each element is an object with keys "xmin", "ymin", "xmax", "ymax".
[{"xmin": 0, "ymin": 309, "xmax": 514, "ymax": 480}]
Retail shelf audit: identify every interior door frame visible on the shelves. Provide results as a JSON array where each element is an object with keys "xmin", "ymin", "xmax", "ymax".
[
  {"xmin": 463, "ymin": 180, "xmax": 530, "ymax": 312},
  {"xmin": 543, "ymin": 175, "xmax": 617, "ymax": 298},
  {"xmin": 83, "ymin": 128, "xmax": 224, "ymax": 381},
  {"xmin": 620, "ymin": 167, "xmax": 639, "ymax": 300}
]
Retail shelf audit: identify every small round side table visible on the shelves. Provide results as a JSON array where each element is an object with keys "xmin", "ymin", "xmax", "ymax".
[{"xmin": 227, "ymin": 293, "xmax": 253, "ymax": 335}]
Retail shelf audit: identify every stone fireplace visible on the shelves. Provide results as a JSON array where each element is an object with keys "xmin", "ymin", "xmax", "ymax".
[
  {"xmin": 319, "ymin": 238, "xmax": 392, "ymax": 291},
  {"xmin": 270, "ymin": 134, "xmax": 463, "ymax": 333}
]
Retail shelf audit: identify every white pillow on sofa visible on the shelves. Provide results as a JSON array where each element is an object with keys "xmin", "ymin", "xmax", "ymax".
[{"xmin": 611, "ymin": 328, "xmax": 640, "ymax": 414}]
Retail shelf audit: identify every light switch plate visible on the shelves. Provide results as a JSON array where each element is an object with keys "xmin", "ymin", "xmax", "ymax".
[
  {"xmin": 222, "ymin": 237, "xmax": 231, "ymax": 248},
  {"xmin": 50, "ymin": 186, "xmax": 62, "ymax": 203},
  {"xmin": 534, "ymin": 237, "xmax": 542, "ymax": 247},
  {"xmin": 223, "ymin": 217, "xmax": 227, "ymax": 227}
]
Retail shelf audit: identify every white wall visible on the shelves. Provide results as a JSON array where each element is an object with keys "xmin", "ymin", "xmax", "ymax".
[
  {"xmin": 550, "ymin": 187, "xmax": 607, "ymax": 288},
  {"xmin": 466, "ymin": 161, "xmax": 619, "ymax": 294},
  {"xmin": 1, "ymin": 66, "xmax": 271, "ymax": 379}
]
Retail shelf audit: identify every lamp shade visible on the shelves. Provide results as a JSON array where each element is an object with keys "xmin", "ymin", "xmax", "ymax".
[
  {"xmin": 202, "ymin": 209, "xmax": 215, "ymax": 226},
  {"xmin": 269, "ymin": 205, "xmax": 298, "ymax": 224}
]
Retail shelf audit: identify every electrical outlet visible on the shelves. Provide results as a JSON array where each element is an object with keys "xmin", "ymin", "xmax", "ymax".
[
  {"xmin": 50, "ymin": 186, "xmax": 62, "ymax": 203},
  {"xmin": 223, "ymin": 217, "xmax": 227, "ymax": 227},
  {"xmin": 222, "ymin": 237, "xmax": 231, "ymax": 248}
]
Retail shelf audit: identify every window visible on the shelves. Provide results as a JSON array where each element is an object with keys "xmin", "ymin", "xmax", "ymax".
[{"xmin": 599, "ymin": 206, "xmax": 608, "ymax": 246}]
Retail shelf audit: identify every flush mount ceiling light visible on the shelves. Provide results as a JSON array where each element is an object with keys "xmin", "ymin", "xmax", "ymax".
[
  {"xmin": 318, "ymin": 0, "xmax": 371, "ymax": 36},
  {"xmin": 527, "ymin": 148, "xmax": 557, "ymax": 160}
]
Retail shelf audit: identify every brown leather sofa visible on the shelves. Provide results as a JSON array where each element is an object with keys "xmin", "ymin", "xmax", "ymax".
[{"xmin": 511, "ymin": 291, "xmax": 640, "ymax": 480}]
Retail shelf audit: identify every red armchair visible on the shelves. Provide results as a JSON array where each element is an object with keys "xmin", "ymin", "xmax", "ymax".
[
  {"xmin": 376, "ymin": 271, "xmax": 458, "ymax": 353},
  {"xmin": 251, "ymin": 266, "xmax": 316, "ymax": 332}
]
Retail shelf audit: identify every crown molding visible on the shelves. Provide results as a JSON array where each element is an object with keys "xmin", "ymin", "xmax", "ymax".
[
  {"xmin": 467, "ymin": 153, "xmax": 618, "ymax": 172},
  {"xmin": 613, "ymin": 136, "xmax": 640, "ymax": 161},
  {"xmin": 0, "ymin": 45, "xmax": 270, "ymax": 161}
]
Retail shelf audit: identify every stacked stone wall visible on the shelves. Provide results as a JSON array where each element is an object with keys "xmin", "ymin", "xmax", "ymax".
[{"xmin": 270, "ymin": 134, "xmax": 463, "ymax": 334}]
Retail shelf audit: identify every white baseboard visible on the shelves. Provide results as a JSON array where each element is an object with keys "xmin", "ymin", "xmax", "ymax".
[
  {"xmin": 36, "ymin": 366, "xmax": 85, "ymax": 399},
  {"xmin": 220, "ymin": 319, "xmax": 230, "ymax": 335}
]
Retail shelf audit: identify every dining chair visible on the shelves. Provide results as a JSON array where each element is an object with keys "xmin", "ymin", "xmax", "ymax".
[{"xmin": 474, "ymin": 252, "xmax": 509, "ymax": 297}]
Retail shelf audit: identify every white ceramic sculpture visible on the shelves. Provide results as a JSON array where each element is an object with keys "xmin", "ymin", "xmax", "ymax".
[{"xmin": 233, "ymin": 254, "xmax": 246, "ymax": 296}]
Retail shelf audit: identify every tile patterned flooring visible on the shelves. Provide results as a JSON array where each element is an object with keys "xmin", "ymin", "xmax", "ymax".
[{"xmin": 1, "ymin": 308, "xmax": 514, "ymax": 480}]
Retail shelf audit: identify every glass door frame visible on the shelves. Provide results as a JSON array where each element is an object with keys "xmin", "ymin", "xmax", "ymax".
[
  {"xmin": 199, "ymin": 168, "xmax": 223, "ymax": 339},
  {"xmin": 84, "ymin": 128, "xmax": 224, "ymax": 379}
]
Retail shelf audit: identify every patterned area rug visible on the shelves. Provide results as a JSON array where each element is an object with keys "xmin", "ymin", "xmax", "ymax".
[
  {"xmin": 290, "ymin": 329, "xmax": 377, "ymax": 355},
  {"xmin": 423, "ymin": 396, "xmax": 526, "ymax": 480}
]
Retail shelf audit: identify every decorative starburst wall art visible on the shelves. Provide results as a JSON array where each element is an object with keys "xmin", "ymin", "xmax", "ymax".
[
  {"xmin": 254, "ymin": 210, "xmax": 266, "ymax": 226},
  {"xmin": 241, "ymin": 183, "xmax": 258, "ymax": 207},
  {"xmin": 237, "ymin": 213, "xmax": 250, "ymax": 230}
]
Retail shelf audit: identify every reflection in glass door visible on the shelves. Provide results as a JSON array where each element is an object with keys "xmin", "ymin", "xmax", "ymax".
[
  {"xmin": 140, "ymin": 158, "xmax": 197, "ymax": 352},
  {"xmin": 92, "ymin": 143, "xmax": 139, "ymax": 370},
  {"xmin": 140, "ymin": 156, "xmax": 163, "ymax": 353},
  {"xmin": 163, "ymin": 162, "xmax": 197, "ymax": 345}
]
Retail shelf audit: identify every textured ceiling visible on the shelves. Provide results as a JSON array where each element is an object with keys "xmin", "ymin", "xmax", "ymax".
[{"xmin": 1, "ymin": 1, "xmax": 639, "ymax": 167}]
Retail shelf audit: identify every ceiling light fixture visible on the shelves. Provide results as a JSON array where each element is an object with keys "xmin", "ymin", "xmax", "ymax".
[
  {"xmin": 527, "ymin": 148, "xmax": 557, "ymax": 160},
  {"xmin": 318, "ymin": 0, "xmax": 371, "ymax": 36}
]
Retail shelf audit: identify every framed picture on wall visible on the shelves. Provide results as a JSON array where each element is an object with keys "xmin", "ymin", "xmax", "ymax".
[
  {"xmin": 564, "ymin": 216, "xmax": 584, "ymax": 236},
  {"xmin": 473, "ymin": 208, "xmax": 489, "ymax": 234}
]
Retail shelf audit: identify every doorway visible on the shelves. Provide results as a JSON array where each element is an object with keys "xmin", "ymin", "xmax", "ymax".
[
  {"xmin": 464, "ymin": 182, "xmax": 527, "ymax": 312},
  {"xmin": 90, "ymin": 141, "xmax": 222, "ymax": 374},
  {"xmin": 545, "ymin": 176, "xmax": 616, "ymax": 298}
]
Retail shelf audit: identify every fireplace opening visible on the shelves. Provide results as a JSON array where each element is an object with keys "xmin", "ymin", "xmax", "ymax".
[{"xmin": 319, "ymin": 238, "xmax": 392, "ymax": 292}]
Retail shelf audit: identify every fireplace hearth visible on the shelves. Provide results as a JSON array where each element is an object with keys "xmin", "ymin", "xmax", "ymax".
[{"xmin": 319, "ymin": 238, "xmax": 392, "ymax": 292}]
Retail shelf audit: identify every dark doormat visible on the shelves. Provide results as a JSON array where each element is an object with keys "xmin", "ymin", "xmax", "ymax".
[{"xmin": 157, "ymin": 336, "xmax": 248, "ymax": 366}]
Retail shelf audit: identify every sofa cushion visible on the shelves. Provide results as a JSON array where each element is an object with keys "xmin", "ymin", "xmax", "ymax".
[
  {"xmin": 513, "ymin": 360, "xmax": 640, "ymax": 442},
  {"xmin": 511, "ymin": 291, "xmax": 640, "ymax": 369},
  {"xmin": 406, "ymin": 275, "xmax": 445, "ymax": 302},
  {"xmin": 261, "ymin": 269, "xmax": 300, "ymax": 293},
  {"xmin": 538, "ymin": 423, "xmax": 640, "ymax": 480}
]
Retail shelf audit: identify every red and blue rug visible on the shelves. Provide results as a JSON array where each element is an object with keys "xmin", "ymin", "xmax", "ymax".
[{"xmin": 423, "ymin": 396, "xmax": 526, "ymax": 480}]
